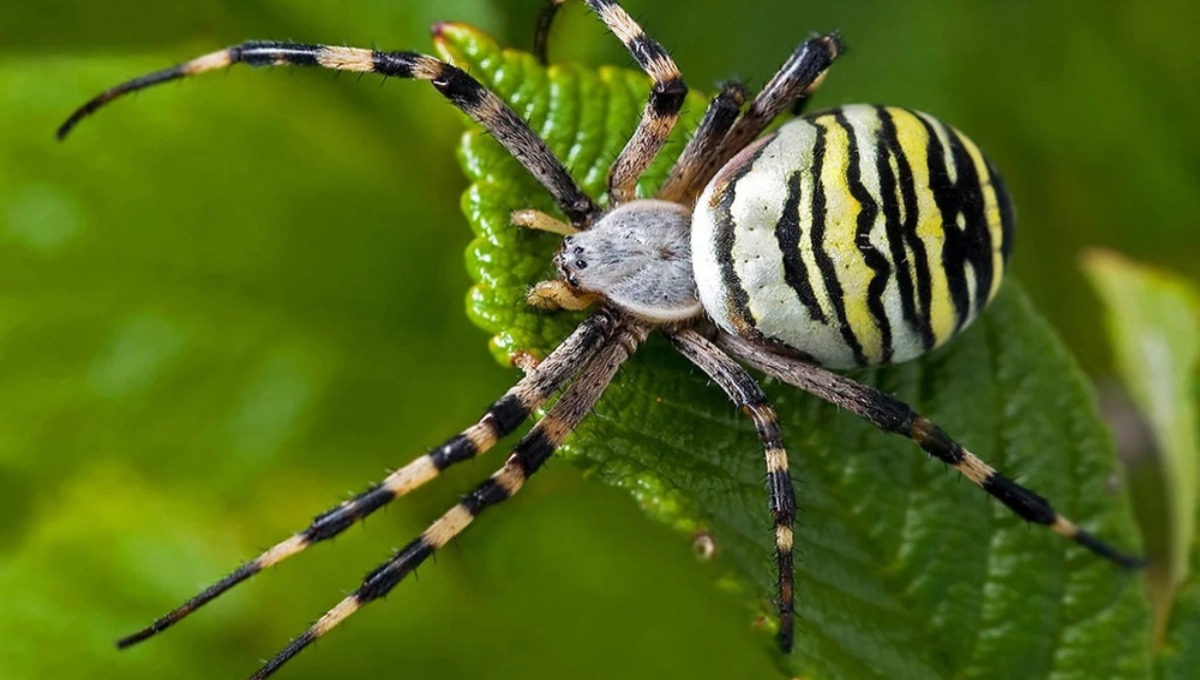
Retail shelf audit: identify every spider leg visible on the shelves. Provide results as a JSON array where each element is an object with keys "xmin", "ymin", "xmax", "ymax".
[
  {"xmin": 116, "ymin": 310, "xmax": 621, "ymax": 649},
  {"xmin": 526, "ymin": 280, "xmax": 599, "ymax": 311},
  {"xmin": 57, "ymin": 39, "xmax": 600, "ymax": 227},
  {"xmin": 691, "ymin": 34, "xmax": 842, "ymax": 193},
  {"xmin": 717, "ymin": 332, "xmax": 1144, "ymax": 568},
  {"xmin": 533, "ymin": 0, "xmax": 567, "ymax": 65},
  {"xmin": 656, "ymin": 80, "xmax": 747, "ymax": 203},
  {"xmin": 670, "ymin": 329, "xmax": 798, "ymax": 652},
  {"xmin": 578, "ymin": 0, "xmax": 688, "ymax": 204},
  {"xmin": 512, "ymin": 208, "xmax": 578, "ymax": 236},
  {"xmin": 250, "ymin": 321, "xmax": 647, "ymax": 680}
]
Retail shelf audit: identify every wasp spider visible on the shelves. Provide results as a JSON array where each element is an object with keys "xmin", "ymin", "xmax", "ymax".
[{"xmin": 59, "ymin": 1, "xmax": 1141, "ymax": 677}]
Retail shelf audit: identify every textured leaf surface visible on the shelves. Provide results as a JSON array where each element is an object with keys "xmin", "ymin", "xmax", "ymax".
[
  {"xmin": 1082, "ymin": 252, "xmax": 1200, "ymax": 675},
  {"xmin": 440, "ymin": 24, "xmax": 1152, "ymax": 679}
]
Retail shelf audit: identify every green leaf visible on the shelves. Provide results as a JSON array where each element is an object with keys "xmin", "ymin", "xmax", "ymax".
[
  {"xmin": 1081, "ymin": 251, "xmax": 1200, "ymax": 674},
  {"xmin": 0, "ymin": 7, "xmax": 779, "ymax": 678},
  {"xmin": 439, "ymin": 24, "xmax": 1151, "ymax": 679}
]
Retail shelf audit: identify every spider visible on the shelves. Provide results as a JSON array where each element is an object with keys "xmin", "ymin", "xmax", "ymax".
[{"xmin": 58, "ymin": 1, "xmax": 1141, "ymax": 677}]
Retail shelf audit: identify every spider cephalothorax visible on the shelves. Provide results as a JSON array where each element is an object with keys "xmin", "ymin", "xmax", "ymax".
[
  {"xmin": 553, "ymin": 200, "xmax": 699, "ymax": 323},
  {"xmin": 59, "ymin": 1, "xmax": 1139, "ymax": 677}
]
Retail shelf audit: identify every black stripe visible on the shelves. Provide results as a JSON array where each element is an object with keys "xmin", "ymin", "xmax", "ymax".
[
  {"xmin": 774, "ymin": 161, "xmax": 828, "ymax": 323},
  {"xmin": 1073, "ymin": 529, "xmax": 1144, "ymax": 568},
  {"xmin": 489, "ymin": 393, "xmax": 530, "ymax": 433},
  {"xmin": 461, "ymin": 478, "xmax": 514, "ymax": 516},
  {"xmin": 513, "ymin": 425, "xmax": 559, "ymax": 476},
  {"xmin": 237, "ymin": 41, "xmax": 320, "ymax": 67},
  {"xmin": 775, "ymin": 537, "xmax": 795, "ymax": 653},
  {"xmin": 987, "ymin": 157, "xmax": 1016, "ymax": 267},
  {"xmin": 839, "ymin": 110, "xmax": 893, "ymax": 364},
  {"xmin": 767, "ymin": 469, "xmax": 796, "ymax": 525},
  {"xmin": 943, "ymin": 125, "xmax": 994, "ymax": 316},
  {"xmin": 303, "ymin": 483, "xmax": 395, "ymax": 542},
  {"xmin": 357, "ymin": 537, "xmax": 435, "ymax": 603},
  {"xmin": 763, "ymin": 35, "xmax": 840, "ymax": 121},
  {"xmin": 712, "ymin": 143, "xmax": 770, "ymax": 333},
  {"xmin": 916, "ymin": 115, "xmax": 973, "ymax": 330},
  {"xmin": 369, "ymin": 50, "xmax": 418, "ymax": 78},
  {"xmin": 908, "ymin": 417, "xmax": 966, "ymax": 465},
  {"xmin": 626, "ymin": 34, "xmax": 663, "ymax": 68},
  {"xmin": 816, "ymin": 115, "xmax": 868, "ymax": 366},
  {"xmin": 650, "ymin": 77, "xmax": 688, "ymax": 118},
  {"xmin": 429, "ymin": 434, "xmax": 476, "ymax": 470},
  {"xmin": 877, "ymin": 107, "xmax": 935, "ymax": 351},
  {"xmin": 980, "ymin": 473, "xmax": 1056, "ymax": 525}
]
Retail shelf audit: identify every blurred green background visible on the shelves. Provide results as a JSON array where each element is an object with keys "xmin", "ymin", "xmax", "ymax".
[{"xmin": 1, "ymin": 1, "xmax": 1197, "ymax": 678}]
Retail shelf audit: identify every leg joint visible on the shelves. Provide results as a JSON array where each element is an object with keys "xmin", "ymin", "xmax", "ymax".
[{"xmin": 650, "ymin": 77, "xmax": 688, "ymax": 117}]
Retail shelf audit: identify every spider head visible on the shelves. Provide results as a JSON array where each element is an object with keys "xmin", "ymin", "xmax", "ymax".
[{"xmin": 553, "ymin": 236, "xmax": 588, "ymax": 289}]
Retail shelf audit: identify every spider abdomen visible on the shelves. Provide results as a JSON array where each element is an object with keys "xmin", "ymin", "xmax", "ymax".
[{"xmin": 692, "ymin": 104, "xmax": 1015, "ymax": 368}]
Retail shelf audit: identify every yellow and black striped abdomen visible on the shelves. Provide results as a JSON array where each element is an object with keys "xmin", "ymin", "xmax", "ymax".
[{"xmin": 692, "ymin": 104, "xmax": 1014, "ymax": 368}]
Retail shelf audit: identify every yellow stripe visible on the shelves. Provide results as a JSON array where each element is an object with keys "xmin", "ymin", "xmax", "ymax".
[
  {"xmin": 424, "ymin": 504, "xmax": 474, "ymax": 548},
  {"xmin": 494, "ymin": 465, "xmax": 525, "ymax": 496},
  {"xmin": 257, "ymin": 534, "xmax": 308, "ymax": 569},
  {"xmin": 887, "ymin": 107, "xmax": 957, "ymax": 347},
  {"xmin": 765, "ymin": 447, "xmax": 789, "ymax": 474},
  {"xmin": 814, "ymin": 114, "xmax": 882, "ymax": 363},
  {"xmin": 464, "ymin": 420, "xmax": 498, "ymax": 451},
  {"xmin": 775, "ymin": 524, "xmax": 795, "ymax": 552},
  {"xmin": 382, "ymin": 455, "xmax": 439, "ymax": 495},
  {"xmin": 1051, "ymin": 515, "xmax": 1079, "ymax": 539},
  {"xmin": 316, "ymin": 46, "xmax": 375, "ymax": 72},
  {"xmin": 309, "ymin": 596, "xmax": 361, "ymax": 638},
  {"xmin": 957, "ymin": 451, "xmax": 995, "ymax": 486},
  {"xmin": 181, "ymin": 49, "xmax": 234, "ymax": 75}
]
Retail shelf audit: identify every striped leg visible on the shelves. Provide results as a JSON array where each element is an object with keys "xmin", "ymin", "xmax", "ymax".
[
  {"xmin": 533, "ymin": 0, "xmax": 567, "ymax": 65},
  {"xmin": 656, "ymin": 81, "xmax": 747, "ymax": 203},
  {"xmin": 116, "ymin": 311, "xmax": 620, "ymax": 648},
  {"xmin": 669, "ymin": 329, "xmax": 798, "ymax": 653},
  {"xmin": 56, "ymin": 40, "xmax": 600, "ymax": 227},
  {"xmin": 581, "ymin": 0, "xmax": 688, "ymax": 204},
  {"xmin": 251, "ymin": 321, "xmax": 647, "ymax": 679},
  {"xmin": 718, "ymin": 332, "xmax": 1144, "ymax": 568},
  {"xmin": 691, "ymin": 34, "xmax": 842, "ymax": 193}
]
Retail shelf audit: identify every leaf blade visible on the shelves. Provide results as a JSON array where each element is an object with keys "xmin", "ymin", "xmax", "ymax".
[
  {"xmin": 1081, "ymin": 250, "xmax": 1200, "ymax": 674},
  {"xmin": 440, "ymin": 24, "xmax": 1151, "ymax": 679}
]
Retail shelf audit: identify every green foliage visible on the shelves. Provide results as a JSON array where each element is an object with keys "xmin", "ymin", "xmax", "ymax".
[
  {"xmin": 0, "ymin": 6, "xmax": 777, "ymax": 678},
  {"xmin": 1082, "ymin": 252, "xmax": 1200, "ymax": 674},
  {"xmin": 442, "ymin": 24, "xmax": 1151, "ymax": 679},
  {"xmin": 4, "ymin": 1, "xmax": 1197, "ymax": 678}
]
